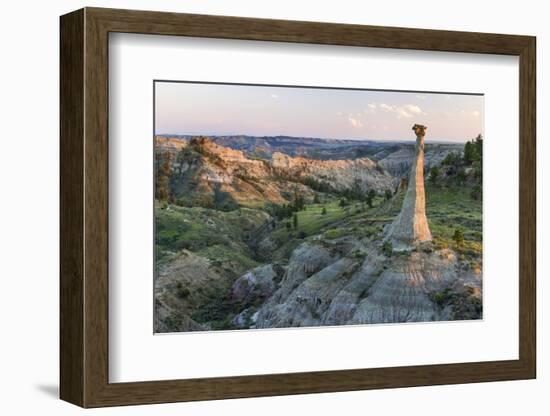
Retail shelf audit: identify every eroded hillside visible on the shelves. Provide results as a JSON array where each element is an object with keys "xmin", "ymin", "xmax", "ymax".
[{"xmin": 155, "ymin": 136, "xmax": 395, "ymax": 208}]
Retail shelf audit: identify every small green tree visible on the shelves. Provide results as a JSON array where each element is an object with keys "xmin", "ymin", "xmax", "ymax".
[
  {"xmin": 313, "ymin": 194, "xmax": 320, "ymax": 204},
  {"xmin": 442, "ymin": 151, "xmax": 460, "ymax": 167},
  {"xmin": 463, "ymin": 141, "xmax": 474, "ymax": 164},
  {"xmin": 175, "ymin": 282, "xmax": 190, "ymax": 299},
  {"xmin": 470, "ymin": 184, "xmax": 482, "ymax": 200},
  {"xmin": 384, "ymin": 189, "xmax": 393, "ymax": 200},
  {"xmin": 293, "ymin": 213, "xmax": 298, "ymax": 229},
  {"xmin": 366, "ymin": 189, "xmax": 376, "ymax": 208},
  {"xmin": 456, "ymin": 168, "xmax": 467, "ymax": 184},
  {"xmin": 474, "ymin": 134, "xmax": 483, "ymax": 159},
  {"xmin": 339, "ymin": 198, "xmax": 348, "ymax": 208},
  {"xmin": 321, "ymin": 206, "xmax": 327, "ymax": 215},
  {"xmin": 285, "ymin": 221, "xmax": 291, "ymax": 230},
  {"xmin": 464, "ymin": 139, "xmax": 481, "ymax": 165},
  {"xmin": 453, "ymin": 228, "xmax": 465, "ymax": 249},
  {"xmin": 429, "ymin": 166, "xmax": 440, "ymax": 186},
  {"xmin": 292, "ymin": 189, "xmax": 305, "ymax": 211},
  {"xmin": 382, "ymin": 240, "xmax": 393, "ymax": 257}
]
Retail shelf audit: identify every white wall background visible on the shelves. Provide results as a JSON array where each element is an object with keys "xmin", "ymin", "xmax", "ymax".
[{"xmin": 0, "ymin": 0, "xmax": 545, "ymax": 414}]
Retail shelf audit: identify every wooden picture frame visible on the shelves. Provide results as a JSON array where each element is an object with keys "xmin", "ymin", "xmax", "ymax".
[{"xmin": 60, "ymin": 7, "xmax": 536, "ymax": 408}]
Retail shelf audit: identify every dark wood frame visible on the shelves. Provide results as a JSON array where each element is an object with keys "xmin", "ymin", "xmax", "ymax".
[{"xmin": 60, "ymin": 7, "xmax": 536, "ymax": 408}]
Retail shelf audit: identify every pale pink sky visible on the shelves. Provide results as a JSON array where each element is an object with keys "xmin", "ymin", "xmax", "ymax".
[{"xmin": 155, "ymin": 82, "xmax": 484, "ymax": 143}]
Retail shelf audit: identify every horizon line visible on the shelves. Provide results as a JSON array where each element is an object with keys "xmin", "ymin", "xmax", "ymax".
[{"xmin": 154, "ymin": 132, "xmax": 474, "ymax": 144}]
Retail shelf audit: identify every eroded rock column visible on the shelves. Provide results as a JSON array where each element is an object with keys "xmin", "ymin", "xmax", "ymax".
[{"xmin": 386, "ymin": 124, "xmax": 432, "ymax": 249}]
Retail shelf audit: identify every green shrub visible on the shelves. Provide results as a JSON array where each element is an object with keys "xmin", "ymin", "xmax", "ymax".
[
  {"xmin": 175, "ymin": 282, "xmax": 190, "ymax": 299},
  {"xmin": 382, "ymin": 240, "xmax": 393, "ymax": 257},
  {"xmin": 366, "ymin": 189, "xmax": 376, "ymax": 208},
  {"xmin": 453, "ymin": 228, "xmax": 465, "ymax": 249},
  {"xmin": 324, "ymin": 229, "xmax": 343, "ymax": 240},
  {"xmin": 429, "ymin": 166, "xmax": 440, "ymax": 185}
]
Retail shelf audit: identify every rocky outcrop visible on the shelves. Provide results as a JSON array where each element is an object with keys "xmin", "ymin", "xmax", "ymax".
[
  {"xmin": 155, "ymin": 136, "xmax": 396, "ymax": 208},
  {"xmin": 251, "ymin": 241, "xmax": 481, "ymax": 329},
  {"xmin": 231, "ymin": 264, "xmax": 280, "ymax": 304},
  {"xmin": 271, "ymin": 152, "xmax": 394, "ymax": 192},
  {"xmin": 348, "ymin": 249, "xmax": 478, "ymax": 324},
  {"xmin": 154, "ymin": 250, "xmax": 228, "ymax": 332},
  {"xmin": 385, "ymin": 125, "xmax": 432, "ymax": 249},
  {"xmin": 157, "ymin": 238, "xmax": 482, "ymax": 332},
  {"xmin": 378, "ymin": 142, "xmax": 463, "ymax": 177},
  {"xmin": 154, "ymin": 136, "xmax": 189, "ymax": 154}
]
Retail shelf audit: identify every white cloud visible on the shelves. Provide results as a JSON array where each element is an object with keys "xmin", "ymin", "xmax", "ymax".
[
  {"xmin": 397, "ymin": 109, "xmax": 414, "ymax": 119},
  {"xmin": 348, "ymin": 115, "xmax": 363, "ymax": 128},
  {"xmin": 365, "ymin": 103, "xmax": 377, "ymax": 113},
  {"xmin": 378, "ymin": 103, "xmax": 425, "ymax": 119},
  {"xmin": 404, "ymin": 104, "xmax": 422, "ymax": 114}
]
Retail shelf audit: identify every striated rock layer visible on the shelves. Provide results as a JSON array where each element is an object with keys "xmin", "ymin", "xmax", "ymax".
[
  {"xmin": 155, "ymin": 136, "xmax": 396, "ymax": 207},
  {"xmin": 247, "ymin": 241, "xmax": 481, "ymax": 329}
]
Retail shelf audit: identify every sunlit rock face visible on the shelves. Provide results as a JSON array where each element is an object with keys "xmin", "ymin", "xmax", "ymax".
[{"xmin": 386, "ymin": 124, "xmax": 432, "ymax": 250}]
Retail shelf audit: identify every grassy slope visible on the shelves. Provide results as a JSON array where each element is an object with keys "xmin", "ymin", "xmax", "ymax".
[
  {"xmin": 157, "ymin": 182, "xmax": 482, "ymax": 273},
  {"xmin": 155, "ymin": 202, "xmax": 267, "ymax": 274},
  {"xmin": 270, "ymin": 185, "xmax": 481, "ymax": 249},
  {"xmin": 155, "ymin": 203, "xmax": 270, "ymax": 330},
  {"xmin": 425, "ymin": 184, "xmax": 482, "ymax": 257}
]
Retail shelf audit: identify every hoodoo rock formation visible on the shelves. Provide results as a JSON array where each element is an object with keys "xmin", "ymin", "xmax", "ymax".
[{"xmin": 386, "ymin": 124, "xmax": 432, "ymax": 249}]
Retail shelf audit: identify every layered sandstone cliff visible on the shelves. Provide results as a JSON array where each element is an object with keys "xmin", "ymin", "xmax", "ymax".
[{"xmin": 155, "ymin": 136, "xmax": 396, "ymax": 207}]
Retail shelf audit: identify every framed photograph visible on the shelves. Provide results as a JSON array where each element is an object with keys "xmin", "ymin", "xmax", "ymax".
[{"xmin": 60, "ymin": 7, "xmax": 536, "ymax": 407}]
